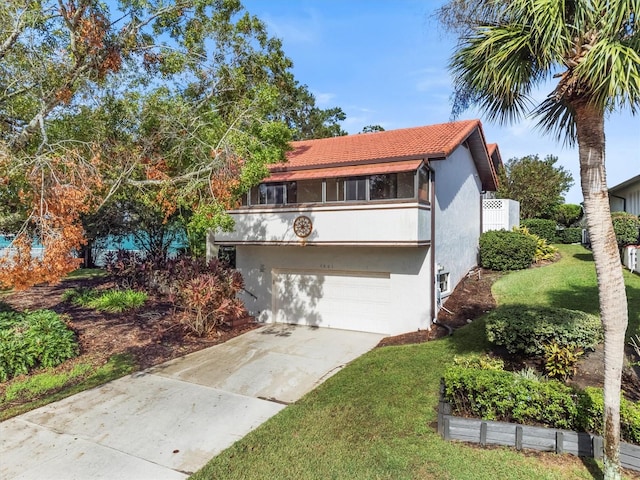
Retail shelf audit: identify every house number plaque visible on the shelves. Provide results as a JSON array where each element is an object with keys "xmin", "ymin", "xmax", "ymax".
[{"xmin": 293, "ymin": 215, "xmax": 313, "ymax": 238}]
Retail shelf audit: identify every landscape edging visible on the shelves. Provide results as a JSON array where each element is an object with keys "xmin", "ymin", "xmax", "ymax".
[{"xmin": 437, "ymin": 397, "xmax": 640, "ymax": 472}]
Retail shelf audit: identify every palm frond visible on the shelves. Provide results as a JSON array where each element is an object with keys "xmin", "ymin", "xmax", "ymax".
[
  {"xmin": 449, "ymin": 25, "xmax": 546, "ymax": 122},
  {"xmin": 503, "ymin": 0, "xmax": 572, "ymax": 67},
  {"xmin": 575, "ymin": 39, "xmax": 640, "ymax": 114},
  {"xmin": 532, "ymin": 97, "xmax": 577, "ymax": 146}
]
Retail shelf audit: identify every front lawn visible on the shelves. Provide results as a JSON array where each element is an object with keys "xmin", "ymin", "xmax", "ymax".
[
  {"xmin": 493, "ymin": 244, "xmax": 640, "ymax": 339},
  {"xmin": 191, "ymin": 244, "xmax": 639, "ymax": 479}
]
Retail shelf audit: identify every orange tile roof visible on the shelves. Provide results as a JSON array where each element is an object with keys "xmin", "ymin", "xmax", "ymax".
[
  {"xmin": 268, "ymin": 159, "xmax": 424, "ymax": 182},
  {"xmin": 279, "ymin": 119, "xmax": 481, "ymax": 170}
]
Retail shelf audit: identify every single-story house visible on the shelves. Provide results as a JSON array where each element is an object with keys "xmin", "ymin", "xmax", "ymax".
[
  {"xmin": 208, "ymin": 119, "xmax": 500, "ymax": 335},
  {"xmin": 610, "ymin": 175, "xmax": 640, "ymax": 216}
]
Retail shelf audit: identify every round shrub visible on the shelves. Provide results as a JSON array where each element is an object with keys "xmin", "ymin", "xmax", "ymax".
[
  {"xmin": 555, "ymin": 203, "xmax": 583, "ymax": 227},
  {"xmin": 479, "ymin": 230, "xmax": 537, "ymax": 271},
  {"xmin": 612, "ymin": 211, "xmax": 640, "ymax": 246},
  {"xmin": 0, "ymin": 309, "xmax": 78, "ymax": 382},
  {"xmin": 484, "ymin": 305, "xmax": 603, "ymax": 356},
  {"xmin": 521, "ymin": 218, "xmax": 558, "ymax": 242}
]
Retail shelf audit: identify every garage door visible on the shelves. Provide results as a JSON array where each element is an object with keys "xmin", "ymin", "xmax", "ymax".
[{"xmin": 272, "ymin": 270, "xmax": 391, "ymax": 334}]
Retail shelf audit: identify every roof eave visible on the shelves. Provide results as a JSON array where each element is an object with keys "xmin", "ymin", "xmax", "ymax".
[{"xmin": 609, "ymin": 174, "xmax": 640, "ymax": 194}]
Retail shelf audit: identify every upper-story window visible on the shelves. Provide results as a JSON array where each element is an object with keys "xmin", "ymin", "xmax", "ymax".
[
  {"xmin": 242, "ymin": 165, "xmax": 431, "ymax": 207},
  {"xmin": 256, "ymin": 183, "xmax": 297, "ymax": 205}
]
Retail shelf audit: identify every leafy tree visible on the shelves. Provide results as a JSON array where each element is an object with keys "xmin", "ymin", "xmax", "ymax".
[
  {"xmin": 438, "ymin": 1, "xmax": 639, "ymax": 477},
  {"xmin": 556, "ymin": 203, "xmax": 584, "ymax": 227},
  {"xmin": 0, "ymin": 0, "xmax": 346, "ymax": 288},
  {"xmin": 361, "ymin": 125, "xmax": 385, "ymax": 133},
  {"xmin": 496, "ymin": 154, "xmax": 573, "ymax": 220}
]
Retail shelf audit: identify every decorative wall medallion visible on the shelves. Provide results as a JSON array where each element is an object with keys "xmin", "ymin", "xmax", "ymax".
[{"xmin": 293, "ymin": 215, "xmax": 313, "ymax": 238}]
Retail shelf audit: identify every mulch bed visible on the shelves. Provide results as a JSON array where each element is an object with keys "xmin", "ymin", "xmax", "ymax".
[
  {"xmin": 1, "ymin": 277, "xmax": 258, "ymax": 371},
  {"xmin": 378, "ymin": 267, "xmax": 501, "ymax": 347}
]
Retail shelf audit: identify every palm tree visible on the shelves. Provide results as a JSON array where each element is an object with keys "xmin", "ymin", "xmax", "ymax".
[{"xmin": 438, "ymin": 1, "xmax": 639, "ymax": 478}]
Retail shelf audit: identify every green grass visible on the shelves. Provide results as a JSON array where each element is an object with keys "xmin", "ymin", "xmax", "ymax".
[
  {"xmin": 64, "ymin": 268, "xmax": 106, "ymax": 280},
  {"xmin": 493, "ymin": 244, "xmax": 640, "ymax": 338},
  {"xmin": 0, "ymin": 353, "xmax": 135, "ymax": 421},
  {"xmin": 63, "ymin": 287, "xmax": 147, "ymax": 313},
  {"xmin": 2, "ymin": 363, "xmax": 94, "ymax": 402}
]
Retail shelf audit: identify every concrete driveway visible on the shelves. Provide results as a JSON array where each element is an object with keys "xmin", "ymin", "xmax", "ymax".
[{"xmin": 0, "ymin": 324, "xmax": 384, "ymax": 480}]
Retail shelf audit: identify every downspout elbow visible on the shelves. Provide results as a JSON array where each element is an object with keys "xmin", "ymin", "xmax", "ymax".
[{"xmin": 433, "ymin": 317, "xmax": 454, "ymax": 336}]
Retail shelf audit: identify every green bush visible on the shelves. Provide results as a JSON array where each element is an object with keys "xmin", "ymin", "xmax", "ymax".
[
  {"xmin": 443, "ymin": 366, "xmax": 578, "ymax": 429},
  {"xmin": 484, "ymin": 305, "xmax": 603, "ymax": 356},
  {"xmin": 0, "ymin": 310, "xmax": 78, "ymax": 382},
  {"xmin": 612, "ymin": 212, "xmax": 640, "ymax": 246},
  {"xmin": 557, "ymin": 227, "xmax": 583, "ymax": 244},
  {"xmin": 452, "ymin": 354, "xmax": 504, "ymax": 371},
  {"xmin": 513, "ymin": 226, "xmax": 558, "ymax": 262},
  {"xmin": 577, "ymin": 387, "xmax": 640, "ymax": 444},
  {"xmin": 543, "ymin": 342, "xmax": 583, "ymax": 380},
  {"xmin": 442, "ymin": 369, "xmax": 640, "ymax": 444},
  {"xmin": 521, "ymin": 218, "xmax": 558, "ymax": 242},
  {"xmin": 555, "ymin": 204, "xmax": 583, "ymax": 227},
  {"xmin": 479, "ymin": 230, "xmax": 537, "ymax": 271}
]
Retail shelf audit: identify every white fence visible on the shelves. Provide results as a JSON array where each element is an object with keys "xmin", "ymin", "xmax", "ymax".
[
  {"xmin": 482, "ymin": 199, "xmax": 520, "ymax": 232},
  {"xmin": 623, "ymin": 245, "xmax": 639, "ymax": 273}
]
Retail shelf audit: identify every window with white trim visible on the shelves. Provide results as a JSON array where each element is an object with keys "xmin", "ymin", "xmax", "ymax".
[{"xmin": 437, "ymin": 272, "xmax": 450, "ymax": 294}]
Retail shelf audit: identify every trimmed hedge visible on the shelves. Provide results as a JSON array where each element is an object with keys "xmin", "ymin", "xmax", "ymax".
[
  {"xmin": 557, "ymin": 227, "xmax": 583, "ymax": 244},
  {"xmin": 443, "ymin": 366, "xmax": 578, "ymax": 429},
  {"xmin": 521, "ymin": 218, "xmax": 558, "ymax": 242},
  {"xmin": 577, "ymin": 387, "xmax": 640, "ymax": 444},
  {"xmin": 479, "ymin": 230, "xmax": 537, "ymax": 271},
  {"xmin": 612, "ymin": 212, "xmax": 640, "ymax": 246},
  {"xmin": 484, "ymin": 305, "xmax": 603, "ymax": 356},
  {"xmin": 0, "ymin": 310, "xmax": 78, "ymax": 382},
  {"xmin": 442, "ymin": 367, "xmax": 640, "ymax": 444}
]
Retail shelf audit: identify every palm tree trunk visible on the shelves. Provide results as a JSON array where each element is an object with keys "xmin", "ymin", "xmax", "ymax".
[{"xmin": 575, "ymin": 102, "xmax": 628, "ymax": 480}]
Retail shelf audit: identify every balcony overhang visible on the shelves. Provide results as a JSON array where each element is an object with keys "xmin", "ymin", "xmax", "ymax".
[{"xmin": 214, "ymin": 202, "xmax": 431, "ymax": 247}]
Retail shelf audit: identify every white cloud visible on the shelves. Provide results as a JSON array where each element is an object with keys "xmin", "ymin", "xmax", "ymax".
[
  {"xmin": 256, "ymin": 7, "xmax": 322, "ymax": 45},
  {"xmin": 413, "ymin": 68, "xmax": 452, "ymax": 92},
  {"xmin": 313, "ymin": 91, "xmax": 336, "ymax": 107}
]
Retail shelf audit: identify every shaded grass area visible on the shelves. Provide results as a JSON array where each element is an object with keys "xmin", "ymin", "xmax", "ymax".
[
  {"xmin": 64, "ymin": 268, "xmax": 106, "ymax": 280},
  {"xmin": 492, "ymin": 244, "xmax": 640, "ymax": 338},
  {"xmin": 0, "ymin": 353, "xmax": 135, "ymax": 421},
  {"xmin": 191, "ymin": 323, "xmax": 598, "ymax": 480}
]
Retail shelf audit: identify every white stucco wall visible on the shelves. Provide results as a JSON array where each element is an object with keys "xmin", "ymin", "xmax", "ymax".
[
  {"xmin": 431, "ymin": 145, "xmax": 483, "ymax": 300},
  {"xmin": 215, "ymin": 202, "xmax": 431, "ymax": 246},
  {"xmin": 236, "ymin": 245, "xmax": 432, "ymax": 335}
]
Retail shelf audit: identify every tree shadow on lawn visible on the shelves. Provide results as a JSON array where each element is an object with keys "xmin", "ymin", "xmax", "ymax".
[
  {"xmin": 572, "ymin": 252, "xmax": 595, "ymax": 262},
  {"xmin": 545, "ymin": 283, "xmax": 640, "ymax": 338}
]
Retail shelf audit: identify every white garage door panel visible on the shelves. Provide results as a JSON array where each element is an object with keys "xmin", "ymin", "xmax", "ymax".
[{"xmin": 273, "ymin": 271, "xmax": 391, "ymax": 334}]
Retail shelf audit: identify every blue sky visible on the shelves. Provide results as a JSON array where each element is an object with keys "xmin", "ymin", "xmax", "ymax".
[{"xmin": 242, "ymin": 0, "xmax": 639, "ymax": 204}]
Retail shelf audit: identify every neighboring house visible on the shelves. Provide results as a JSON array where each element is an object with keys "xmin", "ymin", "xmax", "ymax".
[
  {"xmin": 208, "ymin": 119, "xmax": 500, "ymax": 335},
  {"xmin": 609, "ymin": 174, "xmax": 640, "ymax": 216}
]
